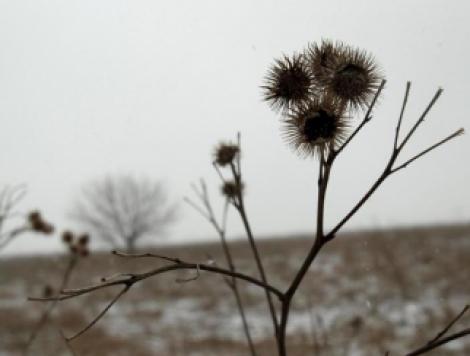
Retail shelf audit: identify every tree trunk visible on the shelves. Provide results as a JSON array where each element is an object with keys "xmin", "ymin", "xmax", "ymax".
[{"xmin": 126, "ymin": 238, "xmax": 136, "ymax": 254}]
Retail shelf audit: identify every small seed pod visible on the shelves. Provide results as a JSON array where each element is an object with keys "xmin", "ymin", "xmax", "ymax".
[
  {"xmin": 62, "ymin": 231, "xmax": 74, "ymax": 244},
  {"xmin": 306, "ymin": 39, "xmax": 344, "ymax": 87},
  {"xmin": 221, "ymin": 181, "xmax": 243, "ymax": 199},
  {"xmin": 263, "ymin": 53, "xmax": 313, "ymax": 112},
  {"xmin": 283, "ymin": 96, "xmax": 348, "ymax": 158},
  {"xmin": 326, "ymin": 45, "xmax": 382, "ymax": 111},
  {"xmin": 77, "ymin": 233, "xmax": 90, "ymax": 246},
  {"xmin": 214, "ymin": 142, "xmax": 239, "ymax": 167},
  {"xmin": 28, "ymin": 211, "xmax": 54, "ymax": 234}
]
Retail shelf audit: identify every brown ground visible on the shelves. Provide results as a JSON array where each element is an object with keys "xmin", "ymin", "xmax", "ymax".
[{"xmin": 1, "ymin": 224, "xmax": 469, "ymax": 355}]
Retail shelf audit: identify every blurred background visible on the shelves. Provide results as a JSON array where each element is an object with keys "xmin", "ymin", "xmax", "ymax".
[
  {"xmin": 0, "ymin": 1, "xmax": 468, "ymax": 355},
  {"xmin": 0, "ymin": 0, "xmax": 469, "ymax": 254}
]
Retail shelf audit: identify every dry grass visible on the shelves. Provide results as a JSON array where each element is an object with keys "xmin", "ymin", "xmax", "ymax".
[{"xmin": 1, "ymin": 223, "xmax": 469, "ymax": 355}]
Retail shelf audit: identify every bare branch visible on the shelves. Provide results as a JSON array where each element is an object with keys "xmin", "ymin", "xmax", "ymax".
[
  {"xmin": 187, "ymin": 177, "xmax": 258, "ymax": 355},
  {"xmin": 175, "ymin": 263, "xmax": 200, "ymax": 283},
  {"xmin": 333, "ymin": 79, "xmax": 386, "ymax": 158},
  {"xmin": 183, "ymin": 197, "xmax": 211, "ymax": 221},
  {"xmin": 66, "ymin": 285, "xmax": 130, "ymax": 342},
  {"xmin": 212, "ymin": 161, "xmax": 228, "ymax": 185},
  {"xmin": 394, "ymin": 81, "xmax": 411, "ymax": 149},
  {"xmin": 327, "ymin": 87, "xmax": 454, "ymax": 239},
  {"xmin": 29, "ymin": 259, "xmax": 284, "ymax": 301},
  {"xmin": 59, "ymin": 329, "xmax": 77, "ymax": 356},
  {"xmin": 391, "ymin": 128, "xmax": 464, "ymax": 174},
  {"xmin": 230, "ymin": 156, "xmax": 280, "ymax": 340},
  {"xmin": 398, "ymin": 88, "xmax": 443, "ymax": 151},
  {"xmin": 428, "ymin": 305, "xmax": 469, "ymax": 345},
  {"xmin": 112, "ymin": 250, "xmax": 182, "ymax": 264},
  {"xmin": 0, "ymin": 225, "xmax": 30, "ymax": 251},
  {"xmin": 25, "ymin": 256, "xmax": 78, "ymax": 352},
  {"xmin": 405, "ymin": 328, "xmax": 470, "ymax": 356}
]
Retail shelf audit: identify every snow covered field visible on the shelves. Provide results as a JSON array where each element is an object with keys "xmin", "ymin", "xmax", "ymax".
[{"xmin": 1, "ymin": 224, "xmax": 469, "ymax": 355}]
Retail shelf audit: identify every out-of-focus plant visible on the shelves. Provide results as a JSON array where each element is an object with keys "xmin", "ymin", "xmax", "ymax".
[
  {"xmin": 0, "ymin": 185, "xmax": 54, "ymax": 252},
  {"xmin": 71, "ymin": 175, "xmax": 177, "ymax": 253},
  {"xmin": 24, "ymin": 230, "xmax": 91, "ymax": 355},
  {"xmin": 185, "ymin": 176, "xmax": 257, "ymax": 356},
  {"xmin": 30, "ymin": 39, "xmax": 467, "ymax": 355}
]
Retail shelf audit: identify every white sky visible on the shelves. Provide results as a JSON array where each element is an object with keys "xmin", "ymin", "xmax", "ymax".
[{"xmin": 0, "ymin": 0, "xmax": 469, "ymax": 254}]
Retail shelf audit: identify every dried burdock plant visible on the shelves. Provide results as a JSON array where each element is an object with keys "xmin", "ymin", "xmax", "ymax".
[
  {"xmin": 306, "ymin": 39, "xmax": 339, "ymax": 85},
  {"xmin": 27, "ymin": 210, "xmax": 55, "ymax": 235},
  {"xmin": 0, "ymin": 186, "xmax": 54, "ymax": 252},
  {"xmin": 25, "ymin": 229, "xmax": 91, "ymax": 354},
  {"xmin": 283, "ymin": 95, "xmax": 348, "ymax": 158},
  {"xmin": 184, "ymin": 180, "xmax": 257, "ymax": 356},
  {"xmin": 214, "ymin": 141, "xmax": 240, "ymax": 167},
  {"xmin": 29, "ymin": 39, "xmax": 467, "ymax": 356},
  {"xmin": 306, "ymin": 39, "xmax": 382, "ymax": 111},
  {"xmin": 327, "ymin": 46, "xmax": 381, "ymax": 111},
  {"xmin": 262, "ymin": 53, "xmax": 314, "ymax": 112}
]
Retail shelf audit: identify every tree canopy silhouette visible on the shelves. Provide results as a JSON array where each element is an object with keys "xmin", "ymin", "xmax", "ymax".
[{"xmin": 72, "ymin": 175, "xmax": 176, "ymax": 253}]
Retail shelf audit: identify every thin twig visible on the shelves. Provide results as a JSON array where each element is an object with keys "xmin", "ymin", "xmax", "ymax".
[
  {"xmin": 398, "ymin": 88, "xmax": 443, "ymax": 151},
  {"xmin": 24, "ymin": 256, "xmax": 77, "ymax": 354},
  {"xmin": 213, "ymin": 162, "xmax": 228, "ymax": 185},
  {"xmin": 112, "ymin": 250, "xmax": 182, "ymax": 264},
  {"xmin": 428, "ymin": 305, "xmax": 469, "ymax": 345},
  {"xmin": 185, "ymin": 183, "xmax": 258, "ymax": 356},
  {"xmin": 29, "ymin": 260, "xmax": 284, "ymax": 301},
  {"xmin": 391, "ymin": 128, "xmax": 464, "ymax": 174},
  {"xmin": 66, "ymin": 285, "xmax": 130, "ymax": 341},
  {"xmin": 175, "ymin": 263, "xmax": 200, "ymax": 283},
  {"xmin": 333, "ymin": 79, "xmax": 386, "ymax": 158},
  {"xmin": 0, "ymin": 226, "xmax": 30, "ymax": 251},
  {"xmin": 394, "ymin": 81, "xmax": 411, "ymax": 149},
  {"xmin": 100, "ymin": 272, "xmax": 135, "ymax": 283},
  {"xmin": 183, "ymin": 197, "xmax": 211, "ymax": 221},
  {"xmin": 230, "ymin": 158, "xmax": 280, "ymax": 341},
  {"xmin": 327, "ymin": 86, "xmax": 460, "ymax": 239},
  {"xmin": 59, "ymin": 329, "xmax": 77, "ymax": 356},
  {"xmin": 405, "ymin": 328, "xmax": 470, "ymax": 356}
]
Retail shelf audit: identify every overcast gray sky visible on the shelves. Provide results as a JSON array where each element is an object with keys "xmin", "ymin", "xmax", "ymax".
[{"xmin": 1, "ymin": 0, "xmax": 469, "ymax": 254}]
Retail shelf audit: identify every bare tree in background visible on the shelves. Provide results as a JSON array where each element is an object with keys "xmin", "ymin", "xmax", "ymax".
[{"xmin": 71, "ymin": 175, "xmax": 176, "ymax": 253}]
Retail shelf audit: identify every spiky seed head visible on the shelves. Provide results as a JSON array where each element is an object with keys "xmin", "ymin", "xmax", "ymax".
[
  {"xmin": 28, "ymin": 210, "xmax": 54, "ymax": 234},
  {"xmin": 306, "ymin": 39, "xmax": 344, "ymax": 86},
  {"xmin": 214, "ymin": 142, "xmax": 239, "ymax": 166},
  {"xmin": 327, "ymin": 45, "xmax": 382, "ymax": 110},
  {"xmin": 262, "ymin": 53, "xmax": 313, "ymax": 112},
  {"xmin": 78, "ymin": 233, "xmax": 90, "ymax": 246},
  {"xmin": 221, "ymin": 181, "xmax": 243, "ymax": 199},
  {"xmin": 62, "ymin": 230, "xmax": 74, "ymax": 244},
  {"xmin": 283, "ymin": 96, "xmax": 348, "ymax": 158}
]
